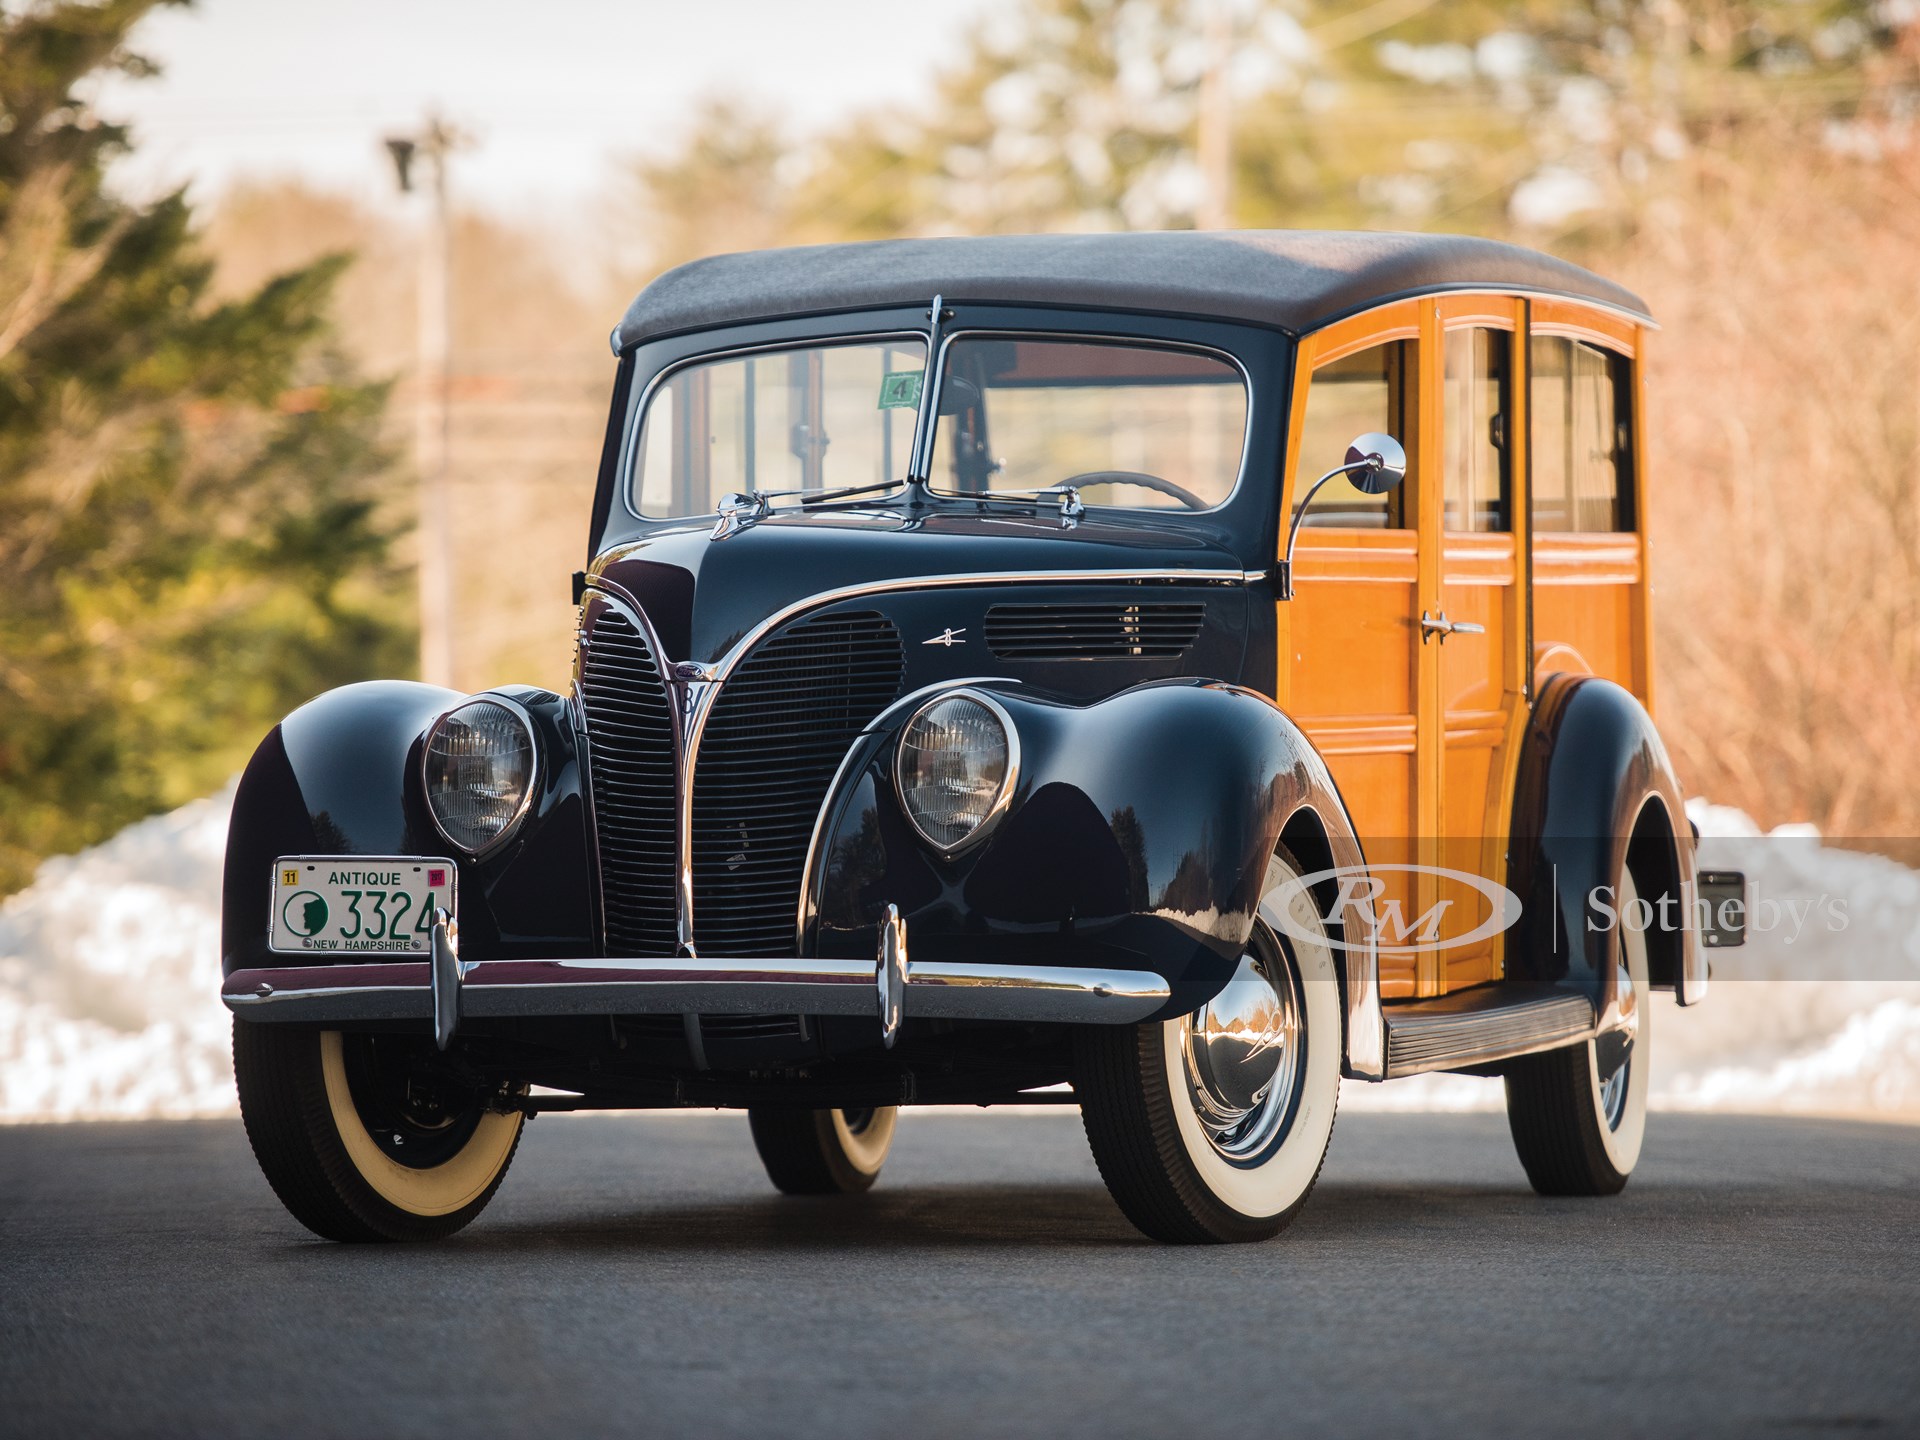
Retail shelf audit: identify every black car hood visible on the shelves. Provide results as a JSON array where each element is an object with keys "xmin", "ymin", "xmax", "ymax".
[{"xmin": 588, "ymin": 506, "xmax": 1249, "ymax": 666}]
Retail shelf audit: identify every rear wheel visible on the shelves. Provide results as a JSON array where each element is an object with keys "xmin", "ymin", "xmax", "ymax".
[
  {"xmin": 1505, "ymin": 868, "xmax": 1652, "ymax": 1195},
  {"xmin": 747, "ymin": 1106, "xmax": 898, "ymax": 1195},
  {"xmin": 1076, "ymin": 845, "xmax": 1342, "ymax": 1244},
  {"xmin": 233, "ymin": 1021, "xmax": 524, "ymax": 1241}
]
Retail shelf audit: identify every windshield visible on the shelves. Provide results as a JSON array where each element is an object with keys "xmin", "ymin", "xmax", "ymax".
[
  {"xmin": 929, "ymin": 337, "xmax": 1247, "ymax": 511},
  {"xmin": 634, "ymin": 338, "xmax": 925, "ymax": 517}
]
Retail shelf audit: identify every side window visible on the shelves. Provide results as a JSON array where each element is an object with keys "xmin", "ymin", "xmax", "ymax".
[
  {"xmin": 1296, "ymin": 340, "xmax": 1413, "ymax": 528},
  {"xmin": 1443, "ymin": 327, "xmax": 1510, "ymax": 533},
  {"xmin": 1530, "ymin": 336, "xmax": 1633, "ymax": 533}
]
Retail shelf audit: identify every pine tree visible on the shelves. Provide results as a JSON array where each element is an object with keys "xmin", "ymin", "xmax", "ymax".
[{"xmin": 0, "ymin": 0, "xmax": 412, "ymax": 893}]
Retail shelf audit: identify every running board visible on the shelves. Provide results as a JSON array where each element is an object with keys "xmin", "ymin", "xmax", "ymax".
[{"xmin": 1382, "ymin": 987, "xmax": 1595, "ymax": 1079}]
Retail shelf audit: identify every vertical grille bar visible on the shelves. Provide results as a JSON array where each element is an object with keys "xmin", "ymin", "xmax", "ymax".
[
  {"xmin": 690, "ymin": 611, "xmax": 905, "ymax": 958},
  {"xmin": 577, "ymin": 609, "xmax": 678, "ymax": 957}
]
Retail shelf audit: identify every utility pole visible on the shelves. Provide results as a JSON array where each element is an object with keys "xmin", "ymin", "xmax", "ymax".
[
  {"xmin": 385, "ymin": 115, "xmax": 463, "ymax": 690},
  {"xmin": 1196, "ymin": 0, "xmax": 1234, "ymax": 231}
]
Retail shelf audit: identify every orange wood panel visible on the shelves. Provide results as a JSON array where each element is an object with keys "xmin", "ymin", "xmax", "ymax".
[
  {"xmin": 1277, "ymin": 297, "xmax": 1656, "ymax": 1000},
  {"xmin": 1532, "ymin": 532, "xmax": 1643, "ymax": 697},
  {"xmin": 1528, "ymin": 297, "xmax": 1640, "ymax": 355}
]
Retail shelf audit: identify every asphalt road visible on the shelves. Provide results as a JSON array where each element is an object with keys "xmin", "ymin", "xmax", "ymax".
[{"xmin": 3, "ymin": 1108, "xmax": 1917, "ymax": 1439}]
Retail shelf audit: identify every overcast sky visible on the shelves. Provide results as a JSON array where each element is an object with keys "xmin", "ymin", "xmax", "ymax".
[{"xmin": 95, "ymin": 0, "xmax": 994, "ymax": 213}]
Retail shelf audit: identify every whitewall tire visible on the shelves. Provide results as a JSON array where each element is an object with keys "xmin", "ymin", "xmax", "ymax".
[
  {"xmin": 1076, "ymin": 845, "xmax": 1342, "ymax": 1244},
  {"xmin": 233, "ymin": 1021, "xmax": 524, "ymax": 1242},
  {"xmin": 748, "ymin": 1106, "xmax": 898, "ymax": 1195}
]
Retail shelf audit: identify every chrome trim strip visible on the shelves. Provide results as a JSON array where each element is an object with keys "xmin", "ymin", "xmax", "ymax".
[
  {"xmin": 568, "ymin": 678, "xmax": 610, "ymax": 952},
  {"xmin": 223, "ymin": 957, "xmax": 1171, "ymax": 1027},
  {"xmin": 906, "ymin": 295, "xmax": 947, "ymax": 484}
]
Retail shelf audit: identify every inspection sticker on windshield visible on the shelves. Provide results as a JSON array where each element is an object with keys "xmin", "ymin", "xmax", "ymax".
[
  {"xmin": 877, "ymin": 371, "xmax": 923, "ymax": 409},
  {"xmin": 268, "ymin": 856, "xmax": 456, "ymax": 955}
]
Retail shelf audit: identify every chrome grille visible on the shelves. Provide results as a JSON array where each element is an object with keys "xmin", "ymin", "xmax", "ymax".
[
  {"xmin": 691, "ymin": 611, "xmax": 905, "ymax": 957},
  {"xmin": 984, "ymin": 601, "xmax": 1205, "ymax": 659},
  {"xmin": 578, "ymin": 609, "xmax": 678, "ymax": 957}
]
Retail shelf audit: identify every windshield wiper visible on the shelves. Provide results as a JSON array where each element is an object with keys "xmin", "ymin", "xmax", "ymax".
[
  {"xmin": 710, "ymin": 479, "xmax": 909, "ymax": 539},
  {"xmin": 948, "ymin": 483, "xmax": 1087, "ymax": 528}
]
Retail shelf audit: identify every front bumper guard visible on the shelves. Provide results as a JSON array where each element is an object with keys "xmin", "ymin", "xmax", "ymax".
[{"xmin": 224, "ymin": 907, "xmax": 1170, "ymax": 1042}]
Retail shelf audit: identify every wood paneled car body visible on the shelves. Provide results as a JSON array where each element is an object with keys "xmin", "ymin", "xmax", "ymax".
[{"xmin": 223, "ymin": 232, "xmax": 1740, "ymax": 1244}]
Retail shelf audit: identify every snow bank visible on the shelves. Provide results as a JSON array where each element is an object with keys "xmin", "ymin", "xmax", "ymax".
[
  {"xmin": 0, "ymin": 787, "xmax": 236, "ymax": 1121},
  {"xmin": 3, "ymin": 791, "xmax": 1917, "ymax": 1122}
]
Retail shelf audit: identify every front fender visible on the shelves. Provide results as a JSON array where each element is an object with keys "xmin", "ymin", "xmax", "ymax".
[
  {"xmin": 802, "ymin": 679, "xmax": 1382, "ymax": 1073},
  {"xmin": 220, "ymin": 680, "xmax": 596, "ymax": 976},
  {"xmin": 1507, "ymin": 674, "xmax": 1704, "ymax": 1011}
]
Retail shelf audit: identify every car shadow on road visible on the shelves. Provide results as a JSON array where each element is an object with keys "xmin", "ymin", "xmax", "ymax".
[
  {"xmin": 462, "ymin": 1182, "xmax": 1147, "ymax": 1254},
  {"xmin": 254, "ymin": 1177, "xmax": 1550, "ymax": 1262}
]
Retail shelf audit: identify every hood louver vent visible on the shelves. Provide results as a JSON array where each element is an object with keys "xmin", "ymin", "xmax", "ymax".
[{"xmin": 984, "ymin": 601, "xmax": 1206, "ymax": 660}]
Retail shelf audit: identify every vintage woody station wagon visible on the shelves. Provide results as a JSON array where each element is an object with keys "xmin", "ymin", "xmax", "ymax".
[{"xmin": 222, "ymin": 231, "xmax": 1743, "ymax": 1245}]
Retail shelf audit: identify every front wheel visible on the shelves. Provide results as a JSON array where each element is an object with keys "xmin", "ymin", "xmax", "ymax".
[
  {"xmin": 1504, "ymin": 868, "xmax": 1652, "ymax": 1195},
  {"xmin": 233, "ymin": 1021, "xmax": 524, "ymax": 1242},
  {"xmin": 747, "ymin": 1106, "xmax": 898, "ymax": 1195},
  {"xmin": 1076, "ymin": 845, "xmax": 1343, "ymax": 1244}
]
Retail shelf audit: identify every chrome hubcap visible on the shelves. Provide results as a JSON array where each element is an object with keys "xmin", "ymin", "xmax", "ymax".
[
  {"xmin": 1599, "ymin": 958, "xmax": 1638, "ymax": 1131},
  {"xmin": 1181, "ymin": 944, "xmax": 1305, "ymax": 1159}
]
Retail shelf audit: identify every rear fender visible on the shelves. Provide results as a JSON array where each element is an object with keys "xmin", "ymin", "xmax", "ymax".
[{"xmin": 1507, "ymin": 674, "xmax": 1704, "ymax": 1011}]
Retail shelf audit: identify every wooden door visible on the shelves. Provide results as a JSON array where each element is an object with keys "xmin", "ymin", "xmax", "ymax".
[
  {"xmin": 1276, "ymin": 301, "xmax": 1436, "ymax": 1001},
  {"xmin": 1429, "ymin": 296, "xmax": 1529, "ymax": 992}
]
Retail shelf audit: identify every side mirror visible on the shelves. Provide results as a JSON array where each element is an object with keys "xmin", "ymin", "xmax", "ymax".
[
  {"xmin": 1277, "ymin": 432, "xmax": 1408, "ymax": 600},
  {"xmin": 1342, "ymin": 431, "xmax": 1407, "ymax": 495}
]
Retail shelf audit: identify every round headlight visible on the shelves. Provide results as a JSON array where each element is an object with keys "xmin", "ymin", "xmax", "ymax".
[
  {"xmin": 424, "ymin": 698, "xmax": 537, "ymax": 854},
  {"xmin": 895, "ymin": 692, "xmax": 1016, "ymax": 854}
]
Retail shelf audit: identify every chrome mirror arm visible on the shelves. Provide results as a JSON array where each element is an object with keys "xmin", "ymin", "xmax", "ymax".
[
  {"xmin": 1277, "ymin": 458, "xmax": 1383, "ymax": 601},
  {"xmin": 1276, "ymin": 432, "xmax": 1408, "ymax": 600}
]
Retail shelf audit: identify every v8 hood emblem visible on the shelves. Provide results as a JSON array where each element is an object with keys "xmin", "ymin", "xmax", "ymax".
[{"xmin": 922, "ymin": 628, "xmax": 967, "ymax": 647}]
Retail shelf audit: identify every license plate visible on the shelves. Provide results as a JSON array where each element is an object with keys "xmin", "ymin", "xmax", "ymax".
[{"xmin": 269, "ymin": 856, "xmax": 457, "ymax": 955}]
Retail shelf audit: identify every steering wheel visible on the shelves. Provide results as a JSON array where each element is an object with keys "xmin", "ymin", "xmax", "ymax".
[{"xmin": 1056, "ymin": 470, "xmax": 1211, "ymax": 511}]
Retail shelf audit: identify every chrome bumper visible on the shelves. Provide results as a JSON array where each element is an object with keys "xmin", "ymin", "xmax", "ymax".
[{"xmin": 223, "ymin": 953, "xmax": 1170, "ymax": 1033}]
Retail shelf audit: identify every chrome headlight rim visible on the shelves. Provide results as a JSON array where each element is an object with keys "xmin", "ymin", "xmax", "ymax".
[
  {"xmin": 420, "ymin": 692, "xmax": 542, "ymax": 859},
  {"xmin": 891, "ymin": 686, "xmax": 1021, "ymax": 860}
]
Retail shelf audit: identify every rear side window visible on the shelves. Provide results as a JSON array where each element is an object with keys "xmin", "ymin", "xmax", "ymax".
[
  {"xmin": 1444, "ymin": 327, "xmax": 1511, "ymax": 533},
  {"xmin": 1296, "ymin": 341, "xmax": 1414, "ymax": 528},
  {"xmin": 1530, "ymin": 336, "xmax": 1633, "ymax": 533}
]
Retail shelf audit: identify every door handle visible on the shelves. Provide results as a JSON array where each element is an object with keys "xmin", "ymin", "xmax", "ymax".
[{"xmin": 1420, "ymin": 610, "xmax": 1486, "ymax": 644}]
